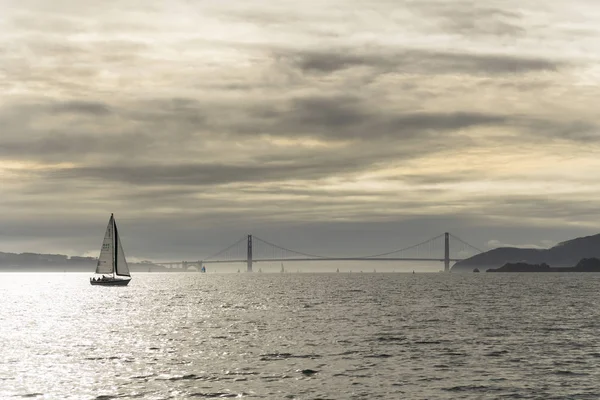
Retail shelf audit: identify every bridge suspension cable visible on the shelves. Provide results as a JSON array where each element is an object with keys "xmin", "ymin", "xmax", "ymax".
[
  {"xmin": 252, "ymin": 236, "xmax": 330, "ymax": 259},
  {"xmin": 449, "ymin": 233, "xmax": 483, "ymax": 254},
  {"xmin": 204, "ymin": 236, "xmax": 247, "ymax": 261},
  {"xmin": 360, "ymin": 233, "xmax": 446, "ymax": 258}
]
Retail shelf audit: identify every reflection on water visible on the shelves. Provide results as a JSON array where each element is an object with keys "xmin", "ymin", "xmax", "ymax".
[{"xmin": 1, "ymin": 272, "xmax": 600, "ymax": 399}]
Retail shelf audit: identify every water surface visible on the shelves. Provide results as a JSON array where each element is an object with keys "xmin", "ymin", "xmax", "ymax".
[{"xmin": 1, "ymin": 272, "xmax": 600, "ymax": 399}]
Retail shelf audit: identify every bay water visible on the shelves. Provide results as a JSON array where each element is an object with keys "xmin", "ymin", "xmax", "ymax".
[{"xmin": 1, "ymin": 272, "xmax": 600, "ymax": 399}]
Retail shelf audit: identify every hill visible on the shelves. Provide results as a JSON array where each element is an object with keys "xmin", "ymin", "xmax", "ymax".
[
  {"xmin": 0, "ymin": 251, "xmax": 169, "ymax": 272},
  {"xmin": 486, "ymin": 258, "xmax": 600, "ymax": 273},
  {"xmin": 451, "ymin": 233, "xmax": 600, "ymax": 272}
]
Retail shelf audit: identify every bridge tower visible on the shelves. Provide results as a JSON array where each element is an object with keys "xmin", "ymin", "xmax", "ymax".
[
  {"xmin": 247, "ymin": 234, "xmax": 253, "ymax": 272},
  {"xmin": 444, "ymin": 232, "xmax": 450, "ymax": 272}
]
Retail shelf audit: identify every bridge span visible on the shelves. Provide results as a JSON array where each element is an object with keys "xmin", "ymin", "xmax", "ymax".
[{"xmin": 157, "ymin": 232, "xmax": 481, "ymax": 273}]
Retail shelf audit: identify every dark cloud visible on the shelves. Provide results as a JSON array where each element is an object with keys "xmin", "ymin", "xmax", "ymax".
[
  {"xmin": 411, "ymin": 1, "xmax": 526, "ymax": 37},
  {"xmin": 0, "ymin": 97, "xmax": 211, "ymax": 161},
  {"xmin": 388, "ymin": 112, "xmax": 507, "ymax": 133},
  {"xmin": 391, "ymin": 171, "xmax": 483, "ymax": 185},
  {"xmin": 0, "ymin": 94, "xmax": 508, "ymax": 165},
  {"xmin": 50, "ymin": 100, "xmax": 112, "ymax": 115},
  {"xmin": 525, "ymin": 119, "xmax": 600, "ymax": 143},
  {"xmin": 490, "ymin": 195, "xmax": 600, "ymax": 220},
  {"xmin": 278, "ymin": 48, "xmax": 565, "ymax": 76},
  {"xmin": 287, "ymin": 95, "xmax": 367, "ymax": 130},
  {"xmin": 3, "ymin": 89, "xmax": 595, "ymax": 185},
  {"xmin": 37, "ymin": 159, "xmax": 373, "ymax": 186},
  {"xmin": 0, "ymin": 131, "xmax": 150, "ymax": 162},
  {"xmin": 231, "ymin": 93, "xmax": 510, "ymax": 142}
]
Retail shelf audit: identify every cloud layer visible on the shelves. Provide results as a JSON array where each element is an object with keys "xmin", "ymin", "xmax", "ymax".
[{"xmin": 1, "ymin": 0, "xmax": 600, "ymax": 264}]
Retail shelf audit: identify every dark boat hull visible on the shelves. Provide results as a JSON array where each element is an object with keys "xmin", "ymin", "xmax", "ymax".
[{"xmin": 90, "ymin": 278, "xmax": 131, "ymax": 286}]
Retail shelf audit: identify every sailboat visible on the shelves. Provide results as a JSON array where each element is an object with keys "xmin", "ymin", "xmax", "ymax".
[{"xmin": 90, "ymin": 213, "xmax": 132, "ymax": 286}]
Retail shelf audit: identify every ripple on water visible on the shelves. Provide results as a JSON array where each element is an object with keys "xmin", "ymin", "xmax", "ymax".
[
  {"xmin": 259, "ymin": 352, "xmax": 322, "ymax": 361},
  {"xmin": 189, "ymin": 392, "xmax": 243, "ymax": 398}
]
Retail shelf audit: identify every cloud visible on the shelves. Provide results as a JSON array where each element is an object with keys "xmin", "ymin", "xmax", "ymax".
[
  {"xmin": 38, "ymin": 161, "xmax": 365, "ymax": 186},
  {"xmin": 259, "ymin": 94, "xmax": 509, "ymax": 141},
  {"xmin": 49, "ymin": 100, "xmax": 112, "ymax": 115},
  {"xmin": 0, "ymin": 92, "xmax": 511, "ymax": 167},
  {"xmin": 1, "ymin": 0, "xmax": 600, "ymax": 261},
  {"xmin": 278, "ymin": 48, "xmax": 564, "ymax": 76},
  {"xmin": 410, "ymin": 1, "xmax": 526, "ymax": 38}
]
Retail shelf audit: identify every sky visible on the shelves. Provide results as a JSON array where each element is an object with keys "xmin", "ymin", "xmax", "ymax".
[{"xmin": 1, "ymin": 0, "xmax": 600, "ymax": 264}]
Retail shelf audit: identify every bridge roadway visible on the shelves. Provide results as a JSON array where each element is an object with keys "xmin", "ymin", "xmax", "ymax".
[{"xmin": 159, "ymin": 257, "xmax": 464, "ymax": 265}]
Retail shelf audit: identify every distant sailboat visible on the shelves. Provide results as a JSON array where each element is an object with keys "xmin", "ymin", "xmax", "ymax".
[{"xmin": 90, "ymin": 214, "xmax": 131, "ymax": 286}]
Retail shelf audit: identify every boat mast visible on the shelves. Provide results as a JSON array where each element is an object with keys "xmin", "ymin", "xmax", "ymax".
[{"xmin": 112, "ymin": 214, "xmax": 117, "ymax": 279}]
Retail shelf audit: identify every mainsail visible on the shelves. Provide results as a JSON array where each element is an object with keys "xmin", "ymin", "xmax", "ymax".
[{"xmin": 95, "ymin": 216, "xmax": 115, "ymax": 275}]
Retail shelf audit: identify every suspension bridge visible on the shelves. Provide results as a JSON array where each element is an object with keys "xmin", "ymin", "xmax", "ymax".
[{"xmin": 157, "ymin": 232, "xmax": 482, "ymax": 272}]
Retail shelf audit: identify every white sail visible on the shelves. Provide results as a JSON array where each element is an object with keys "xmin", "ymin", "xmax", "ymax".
[
  {"xmin": 90, "ymin": 214, "xmax": 132, "ymax": 285},
  {"xmin": 115, "ymin": 229, "xmax": 130, "ymax": 277},
  {"xmin": 95, "ymin": 216, "xmax": 115, "ymax": 274}
]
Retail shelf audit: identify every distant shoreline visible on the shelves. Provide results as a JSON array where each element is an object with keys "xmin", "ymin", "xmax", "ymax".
[
  {"xmin": 0, "ymin": 264, "xmax": 178, "ymax": 273},
  {"xmin": 486, "ymin": 258, "xmax": 600, "ymax": 273}
]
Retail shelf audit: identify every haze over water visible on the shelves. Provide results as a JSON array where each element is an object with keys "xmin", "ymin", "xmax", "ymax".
[{"xmin": 2, "ymin": 272, "xmax": 600, "ymax": 399}]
